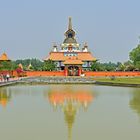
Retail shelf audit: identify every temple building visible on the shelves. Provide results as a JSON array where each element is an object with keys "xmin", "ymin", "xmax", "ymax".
[
  {"xmin": 0, "ymin": 53, "xmax": 10, "ymax": 61},
  {"xmin": 45, "ymin": 17, "xmax": 96, "ymax": 76}
]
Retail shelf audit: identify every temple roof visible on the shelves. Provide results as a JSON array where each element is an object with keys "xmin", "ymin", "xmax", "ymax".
[
  {"xmin": 0, "ymin": 53, "xmax": 10, "ymax": 61},
  {"xmin": 45, "ymin": 52, "xmax": 96, "ymax": 61},
  {"xmin": 63, "ymin": 59, "xmax": 84, "ymax": 65}
]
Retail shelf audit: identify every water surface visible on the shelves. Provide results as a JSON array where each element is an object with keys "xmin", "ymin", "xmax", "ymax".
[{"xmin": 0, "ymin": 84, "xmax": 140, "ymax": 140}]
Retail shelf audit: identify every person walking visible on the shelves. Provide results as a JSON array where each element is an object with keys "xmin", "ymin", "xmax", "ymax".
[{"xmin": 6, "ymin": 74, "xmax": 10, "ymax": 82}]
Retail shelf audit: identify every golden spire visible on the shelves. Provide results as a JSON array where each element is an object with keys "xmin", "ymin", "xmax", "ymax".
[{"xmin": 68, "ymin": 17, "xmax": 72, "ymax": 30}]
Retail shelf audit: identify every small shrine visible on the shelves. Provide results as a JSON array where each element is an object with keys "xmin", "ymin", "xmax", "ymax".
[{"xmin": 0, "ymin": 53, "xmax": 10, "ymax": 61}]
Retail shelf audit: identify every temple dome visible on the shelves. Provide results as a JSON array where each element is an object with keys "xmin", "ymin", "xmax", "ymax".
[{"xmin": 63, "ymin": 37, "xmax": 77, "ymax": 44}]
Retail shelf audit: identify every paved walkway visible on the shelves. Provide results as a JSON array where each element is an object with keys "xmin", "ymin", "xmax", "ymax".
[
  {"xmin": 0, "ymin": 77, "xmax": 27, "ymax": 87},
  {"xmin": 0, "ymin": 77, "xmax": 20, "ymax": 86}
]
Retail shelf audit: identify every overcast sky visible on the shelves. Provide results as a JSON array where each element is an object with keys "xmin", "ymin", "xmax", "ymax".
[{"xmin": 0, "ymin": 0, "xmax": 140, "ymax": 62}]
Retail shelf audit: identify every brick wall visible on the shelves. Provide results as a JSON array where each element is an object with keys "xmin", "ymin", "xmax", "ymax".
[
  {"xmin": 26, "ymin": 71, "xmax": 65, "ymax": 77},
  {"xmin": 5, "ymin": 70, "xmax": 140, "ymax": 77},
  {"xmin": 84, "ymin": 71, "xmax": 140, "ymax": 77}
]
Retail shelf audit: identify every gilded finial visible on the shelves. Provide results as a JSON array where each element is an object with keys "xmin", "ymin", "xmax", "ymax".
[{"xmin": 68, "ymin": 17, "xmax": 72, "ymax": 30}]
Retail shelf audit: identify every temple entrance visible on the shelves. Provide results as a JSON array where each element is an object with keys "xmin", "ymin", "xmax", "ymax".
[
  {"xmin": 68, "ymin": 66, "xmax": 79, "ymax": 76},
  {"xmin": 64, "ymin": 64, "xmax": 82, "ymax": 76}
]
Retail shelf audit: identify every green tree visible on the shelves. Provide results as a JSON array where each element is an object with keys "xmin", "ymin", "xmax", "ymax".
[
  {"xmin": 30, "ymin": 59, "xmax": 43, "ymax": 71},
  {"xmin": 91, "ymin": 60, "xmax": 118, "ymax": 71},
  {"xmin": 14, "ymin": 58, "xmax": 43, "ymax": 71},
  {"xmin": 43, "ymin": 59, "xmax": 56, "ymax": 71},
  {"xmin": 123, "ymin": 61, "xmax": 135, "ymax": 71},
  {"xmin": 103, "ymin": 62, "xmax": 117, "ymax": 71},
  {"xmin": 129, "ymin": 44, "xmax": 140, "ymax": 70},
  {"xmin": 14, "ymin": 59, "xmax": 30, "ymax": 70},
  {"xmin": 91, "ymin": 60, "xmax": 105, "ymax": 71},
  {"xmin": 116, "ymin": 63, "xmax": 126, "ymax": 71},
  {"xmin": 0, "ymin": 61, "xmax": 16, "ymax": 71}
]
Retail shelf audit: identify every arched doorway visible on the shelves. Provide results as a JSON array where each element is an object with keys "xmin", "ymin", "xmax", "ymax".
[{"xmin": 68, "ymin": 66, "xmax": 79, "ymax": 76}]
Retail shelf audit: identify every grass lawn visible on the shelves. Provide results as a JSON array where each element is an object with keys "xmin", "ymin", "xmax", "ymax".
[{"xmin": 95, "ymin": 77, "xmax": 140, "ymax": 84}]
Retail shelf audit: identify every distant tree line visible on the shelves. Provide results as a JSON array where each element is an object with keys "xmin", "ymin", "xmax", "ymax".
[
  {"xmin": 90, "ymin": 60, "xmax": 135, "ymax": 71},
  {"xmin": 0, "ymin": 43, "xmax": 140, "ymax": 71},
  {"xmin": 0, "ymin": 59, "xmax": 56, "ymax": 71},
  {"xmin": 91, "ymin": 43, "xmax": 140, "ymax": 71}
]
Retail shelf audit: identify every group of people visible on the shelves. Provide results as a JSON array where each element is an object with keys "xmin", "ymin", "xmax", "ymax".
[{"xmin": 0, "ymin": 73, "xmax": 10, "ymax": 82}]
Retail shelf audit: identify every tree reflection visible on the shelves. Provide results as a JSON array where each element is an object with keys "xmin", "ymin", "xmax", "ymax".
[
  {"xmin": 0, "ymin": 88, "xmax": 11, "ymax": 107},
  {"xmin": 46, "ymin": 86, "xmax": 94, "ymax": 140},
  {"xmin": 129, "ymin": 89, "xmax": 140, "ymax": 117}
]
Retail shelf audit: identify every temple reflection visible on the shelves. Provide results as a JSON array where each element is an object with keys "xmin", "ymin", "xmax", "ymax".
[
  {"xmin": 0, "ymin": 88, "xmax": 11, "ymax": 107},
  {"xmin": 46, "ymin": 86, "xmax": 94, "ymax": 140}
]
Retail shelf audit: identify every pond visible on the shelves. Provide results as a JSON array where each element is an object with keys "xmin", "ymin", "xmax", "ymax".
[{"xmin": 0, "ymin": 84, "xmax": 140, "ymax": 140}]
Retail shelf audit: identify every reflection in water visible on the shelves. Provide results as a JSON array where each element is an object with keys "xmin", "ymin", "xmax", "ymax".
[
  {"xmin": 0, "ymin": 88, "xmax": 11, "ymax": 107},
  {"xmin": 129, "ymin": 89, "xmax": 140, "ymax": 117},
  {"xmin": 46, "ymin": 86, "xmax": 94, "ymax": 140},
  {"xmin": 1, "ymin": 85, "xmax": 140, "ymax": 140}
]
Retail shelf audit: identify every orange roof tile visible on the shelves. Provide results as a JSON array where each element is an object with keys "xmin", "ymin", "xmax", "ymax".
[
  {"xmin": 63, "ymin": 59, "xmax": 83, "ymax": 65},
  {"xmin": 0, "ymin": 53, "xmax": 10, "ymax": 61},
  {"xmin": 44, "ymin": 52, "xmax": 96, "ymax": 61}
]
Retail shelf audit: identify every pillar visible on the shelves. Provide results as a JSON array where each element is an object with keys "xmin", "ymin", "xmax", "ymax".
[
  {"xmin": 78, "ymin": 68, "xmax": 82, "ymax": 76},
  {"xmin": 64, "ymin": 66, "xmax": 68, "ymax": 76}
]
